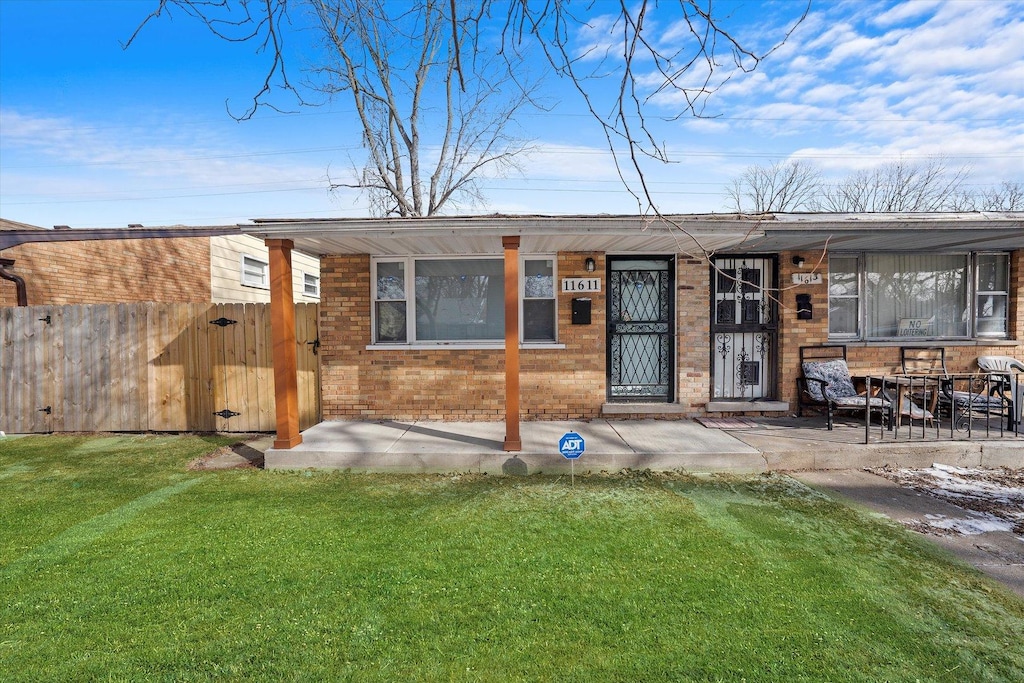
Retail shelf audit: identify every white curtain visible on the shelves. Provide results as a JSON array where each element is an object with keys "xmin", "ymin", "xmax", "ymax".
[{"xmin": 865, "ymin": 254, "xmax": 968, "ymax": 338}]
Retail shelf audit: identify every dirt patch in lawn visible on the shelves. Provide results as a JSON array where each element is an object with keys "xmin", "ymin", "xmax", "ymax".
[{"xmin": 188, "ymin": 442, "xmax": 265, "ymax": 470}]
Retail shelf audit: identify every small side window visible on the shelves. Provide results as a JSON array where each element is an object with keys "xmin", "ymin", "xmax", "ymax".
[
  {"xmin": 523, "ymin": 258, "xmax": 556, "ymax": 342},
  {"xmin": 303, "ymin": 273, "xmax": 320, "ymax": 298},
  {"xmin": 374, "ymin": 260, "xmax": 407, "ymax": 343},
  {"xmin": 827, "ymin": 256, "xmax": 860, "ymax": 339},
  {"xmin": 241, "ymin": 255, "xmax": 269, "ymax": 289},
  {"xmin": 975, "ymin": 253, "xmax": 1009, "ymax": 337}
]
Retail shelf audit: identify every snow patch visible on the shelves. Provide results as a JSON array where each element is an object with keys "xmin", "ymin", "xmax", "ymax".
[
  {"xmin": 922, "ymin": 512, "xmax": 1015, "ymax": 535},
  {"xmin": 868, "ymin": 463, "xmax": 1024, "ymax": 538}
]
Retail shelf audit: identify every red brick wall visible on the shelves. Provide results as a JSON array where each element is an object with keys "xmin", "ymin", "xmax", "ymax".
[
  {"xmin": 778, "ymin": 249, "xmax": 831, "ymax": 406},
  {"xmin": 319, "ymin": 252, "xmax": 609, "ymax": 421},
  {"xmin": 0, "ymin": 237, "xmax": 211, "ymax": 305},
  {"xmin": 779, "ymin": 248, "xmax": 1024, "ymax": 406},
  {"xmin": 318, "ymin": 248, "xmax": 1022, "ymax": 422},
  {"xmin": 675, "ymin": 257, "xmax": 710, "ymax": 415}
]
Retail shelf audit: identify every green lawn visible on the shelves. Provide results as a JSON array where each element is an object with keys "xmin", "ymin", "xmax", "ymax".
[{"xmin": 1, "ymin": 435, "xmax": 1022, "ymax": 682}]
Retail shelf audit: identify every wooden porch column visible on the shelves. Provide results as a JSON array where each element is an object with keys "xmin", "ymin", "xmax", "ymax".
[
  {"xmin": 503, "ymin": 235, "xmax": 522, "ymax": 451},
  {"xmin": 266, "ymin": 239, "xmax": 303, "ymax": 449}
]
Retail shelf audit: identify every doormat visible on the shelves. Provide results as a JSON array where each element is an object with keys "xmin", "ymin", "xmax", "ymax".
[{"xmin": 696, "ymin": 417, "xmax": 761, "ymax": 430}]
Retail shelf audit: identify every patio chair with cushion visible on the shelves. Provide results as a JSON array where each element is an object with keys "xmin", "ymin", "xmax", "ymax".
[
  {"xmin": 900, "ymin": 346, "xmax": 1008, "ymax": 429},
  {"xmin": 976, "ymin": 355, "xmax": 1024, "ymax": 430},
  {"xmin": 797, "ymin": 346, "xmax": 892, "ymax": 430}
]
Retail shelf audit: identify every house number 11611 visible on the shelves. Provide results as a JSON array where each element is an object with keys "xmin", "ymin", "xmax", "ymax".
[{"xmin": 561, "ymin": 278, "xmax": 601, "ymax": 293}]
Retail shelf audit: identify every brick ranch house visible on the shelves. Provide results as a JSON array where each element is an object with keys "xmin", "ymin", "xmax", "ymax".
[{"xmin": 248, "ymin": 212, "xmax": 1024, "ymax": 451}]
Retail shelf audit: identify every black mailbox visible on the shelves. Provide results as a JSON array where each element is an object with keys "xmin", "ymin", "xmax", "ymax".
[
  {"xmin": 796, "ymin": 293, "xmax": 813, "ymax": 320},
  {"xmin": 572, "ymin": 297, "xmax": 592, "ymax": 325}
]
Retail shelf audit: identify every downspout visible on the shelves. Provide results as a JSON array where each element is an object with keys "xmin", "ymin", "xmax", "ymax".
[{"xmin": 0, "ymin": 258, "xmax": 28, "ymax": 306}]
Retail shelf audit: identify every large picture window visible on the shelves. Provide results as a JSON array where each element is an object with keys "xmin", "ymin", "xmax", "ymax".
[
  {"xmin": 372, "ymin": 256, "xmax": 557, "ymax": 344},
  {"xmin": 415, "ymin": 259, "xmax": 504, "ymax": 341},
  {"xmin": 828, "ymin": 252, "xmax": 1010, "ymax": 340}
]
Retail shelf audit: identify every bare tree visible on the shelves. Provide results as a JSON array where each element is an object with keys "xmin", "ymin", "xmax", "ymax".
[
  {"xmin": 128, "ymin": 1, "xmax": 808, "ymax": 219},
  {"xmin": 129, "ymin": 0, "xmax": 540, "ymax": 216},
  {"xmin": 939, "ymin": 180, "xmax": 1024, "ymax": 212},
  {"xmin": 310, "ymin": 1, "xmax": 538, "ymax": 216},
  {"xmin": 726, "ymin": 160, "xmax": 1023, "ymax": 215},
  {"xmin": 725, "ymin": 160, "xmax": 821, "ymax": 213},
  {"xmin": 503, "ymin": 1, "xmax": 809, "ymax": 216},
  {"xmin": 810, "ymin": 159, "xmax": 970, "ymax": 213},
  {"xmin": 978, "ymin": 181, "xmax": 1024, "ymax": 211}
]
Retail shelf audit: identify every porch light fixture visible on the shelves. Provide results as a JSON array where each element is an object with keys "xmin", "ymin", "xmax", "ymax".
[
  {"xmin": 584, "ymin": 257, "xmax": 596, "ymax": 272},
  {"xmin": 791, "ymin": 255, "xmax": 806, "ymax": 268}
]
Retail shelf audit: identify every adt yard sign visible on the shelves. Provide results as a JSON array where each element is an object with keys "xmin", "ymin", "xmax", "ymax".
[{"xmin": 559, "ymin": 432, "xmax": 585, "ymax": 459}]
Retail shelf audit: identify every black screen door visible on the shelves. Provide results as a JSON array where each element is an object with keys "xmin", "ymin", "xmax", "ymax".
[
  {"xmin": 607, "ymin": 258, "xmax": 674, "ymax": 401},
  {"xmin": 710, "ymin": 256, "xmax": 778, "ymax": 400}
]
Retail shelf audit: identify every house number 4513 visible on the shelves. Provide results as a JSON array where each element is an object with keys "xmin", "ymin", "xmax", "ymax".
[{"xmin": 561, "ymin": 278, "xmax": 602, "ymax": 293}]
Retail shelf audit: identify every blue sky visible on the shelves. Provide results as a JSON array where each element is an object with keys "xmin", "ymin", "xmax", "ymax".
[{"xmin": 1, "ymin": 0, "xmax": 1022, "ymax": 228}]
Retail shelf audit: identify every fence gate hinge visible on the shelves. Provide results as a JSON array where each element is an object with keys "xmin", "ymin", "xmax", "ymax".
[
  {"xmin": 38, "ymin": 406, "xmax": 52, "ymax": 415},
  {"xmin": 213, "ymin": 408, "xmax": 241, "ymax": 419},
  {"xmin": 38, "ymin": 315, "xmax": 51, "ymax": 325},
  {"xmin": 308, "ymin": 337, "xmax": 321, "ymax": 355},
  {"xmin": 209, "ymin": 317, "xmax": 237, "ymax": 327}
]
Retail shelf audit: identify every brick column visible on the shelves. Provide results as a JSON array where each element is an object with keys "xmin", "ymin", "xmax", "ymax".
[
  {"xmin": 503, "ymin": 236, "xmax": 522, "ymax": 451},
  {"xmin": 267, "ymin": 239, "xmax": 302, "ymax": 449}
]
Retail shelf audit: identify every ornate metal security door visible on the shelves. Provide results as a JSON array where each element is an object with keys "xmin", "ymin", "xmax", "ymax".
[
  {"xmin": 711, "ymin": 257, "xmax": 778, "ymax": 400},
  {"xmin": 608, "ymin": 258, "xmax": 674, "ymax": 401}
]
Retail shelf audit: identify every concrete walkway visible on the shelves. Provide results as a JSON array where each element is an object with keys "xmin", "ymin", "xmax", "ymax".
[
  {"xmin": 263, "ymin": 417, "xmax": 1023, "ymax": 474},
  {"xmin": 264, "ymin": 419, "xmax": 764, "ymax": 474}
]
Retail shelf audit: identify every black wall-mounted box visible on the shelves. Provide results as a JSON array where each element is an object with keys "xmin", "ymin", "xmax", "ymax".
[
  {"xmin": 572, "ymin": 297, "xmax": 592, "ymax": 325},
  {"xmin": 795, "ymin": 293, "xmax": 813, "ymax": 320}
]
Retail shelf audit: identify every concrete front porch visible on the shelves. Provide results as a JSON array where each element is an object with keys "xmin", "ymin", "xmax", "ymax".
[{"xmin": 264, "ymin": 417, "xmax": 1023, "ymax": 474}]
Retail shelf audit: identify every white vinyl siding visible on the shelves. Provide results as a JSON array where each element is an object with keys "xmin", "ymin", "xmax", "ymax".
[{"xmin": 210, "ymin": 234, "xmax": 321, "ymax": 303}]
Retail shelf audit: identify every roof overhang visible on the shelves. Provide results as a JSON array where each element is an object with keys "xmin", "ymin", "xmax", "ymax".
[
  {"xmin": 0, "ymin": 225, "xmax": 242, "ymax": 251},
  {"xmin": 247, "ymin": 214, "xmax": 776, "ymax": 256},
  {"xmin": 736, "ymin": 212, "xmax": 1024, "ymax": 252},
  {"xmin": 246, "ymin": 212, "xmax": 1024, "ymax": 256},
  {"xmin": 5, "ymin": 213, "xmax": 1019, "ymax": 256}
]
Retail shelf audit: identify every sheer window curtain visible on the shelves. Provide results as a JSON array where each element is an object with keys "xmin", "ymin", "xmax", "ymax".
[{"xmin": 865, "ymin": 254, "xmax": 968, "ymax": 338}]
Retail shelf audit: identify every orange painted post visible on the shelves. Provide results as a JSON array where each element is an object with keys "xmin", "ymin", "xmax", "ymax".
[
  {"xmin": 266, "ymin": 239, "xmax": 303, "ymax": 449},
  {"xmin": 503, "ymin": 235, "xmax": 522, "ymax": 451}
]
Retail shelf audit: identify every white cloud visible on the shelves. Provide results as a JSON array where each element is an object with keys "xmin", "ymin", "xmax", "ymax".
[
  {"xmin": 872, "ymin": 0, "xmax": 944, "ymax": 27},
  {"xmin": 0, "ymin": 108, "xmax": 351, "ymax": 226},
  {"xmin": 0, "ymin": 108, "xmax": 335, "ymax": 192}
]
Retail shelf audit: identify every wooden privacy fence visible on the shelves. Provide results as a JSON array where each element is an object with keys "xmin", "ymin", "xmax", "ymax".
[{"xmin": 1, "ymin": 303, "xmax": 320, "ymax": 434}]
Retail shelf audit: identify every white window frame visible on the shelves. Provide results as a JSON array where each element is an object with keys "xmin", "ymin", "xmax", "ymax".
[
  {"xmin": 828, "ymin": 252, "xmax": 1011, "ymax": 341},
  {"xmin": 974, "ymin": 252, "xmax": 1010, "ymax": 338},
  {"xmin": 370, "ymin": 255, "xmax": 560, "ymax": 348},
  {"xmin": 302, "ymin": 272, "xmax": 320, "ymax": 298},
  {"xmin": 372, "ymin": 258, "xmax": 409, "ymax": 344},
  {"xmin": 240, "ymin": 254, "xmax": 269, "ymax": 289},
  {"xmin": 827, "ymin": 254, "xmax": 862, "ymax": 341},
  {"xmin": 521, "ymin": 256, "xmax": 558, "ymax": 343}
]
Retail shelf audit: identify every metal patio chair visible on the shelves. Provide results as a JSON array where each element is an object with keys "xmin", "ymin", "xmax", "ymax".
[{"xmin": 797, "ymin": 346, "xmax": 891, "ymax": 430}]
